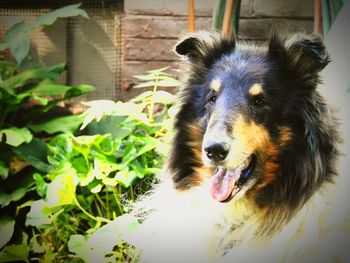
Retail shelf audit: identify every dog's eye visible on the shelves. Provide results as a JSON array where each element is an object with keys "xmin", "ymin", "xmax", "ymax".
[
  {"xmin": 208, "ymin": 94, "xmax": 217, "ymax": 104},
  {"xmin": 253, "ymin": 97, "xmax": 265, "ymax": 107}
]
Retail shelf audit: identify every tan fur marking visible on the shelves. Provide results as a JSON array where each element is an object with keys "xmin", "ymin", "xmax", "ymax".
[
  {"xmin": 231, "ymin": 115, "xmax": 271, "ymax": 155},
  {"xmin": 231, "ymin": 116, "xmax": 281, "ymax": 193},
  {"xmin": 279, "ymin": 126, "xmax": 293, "ymax": 146},
  {"xmin": 181, "ymin": 120, "xmax": 207, "ymax": 187},
  {"xmin": 248, "ymin": 83, "xmax": 263, "ymax": 96},
  {"xmin": 210, "ymin": 78, "xmax": 221, "ymax": 93}
]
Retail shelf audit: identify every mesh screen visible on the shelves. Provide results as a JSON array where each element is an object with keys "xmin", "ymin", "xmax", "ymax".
[{"xmin": 0, "ymin": 0, "xmax": 123, "ymax": 101}]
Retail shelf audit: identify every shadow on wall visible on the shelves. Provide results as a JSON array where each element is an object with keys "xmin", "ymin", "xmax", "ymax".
[{"xmin": 319, "ymin": 0, "xmax": 350, "ymax": 224}]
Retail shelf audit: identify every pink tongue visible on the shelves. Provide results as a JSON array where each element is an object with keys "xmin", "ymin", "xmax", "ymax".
[{"xmin": 210, "ymin": 167, "xmax": 242, "ymax": 202}]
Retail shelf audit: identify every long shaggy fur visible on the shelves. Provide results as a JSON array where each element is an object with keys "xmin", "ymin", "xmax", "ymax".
[{"xmin": 130, "ymin": 32, "xmax": 350, "ymax": 263}]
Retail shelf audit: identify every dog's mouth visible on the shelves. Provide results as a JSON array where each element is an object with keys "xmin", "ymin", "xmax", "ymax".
[{"xmin": 210, "ymin": 155, "xmax": 256, "ymax": 202}]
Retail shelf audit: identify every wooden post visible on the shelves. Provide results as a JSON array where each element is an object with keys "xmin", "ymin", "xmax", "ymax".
[
  {"xmin": 188, "ymin": 0, "xmax": 196, "ymax": 32},
  {"xmin": 222, "ymin": 0, "xmax": 235, "ymax": 35},
  {"xmin": 314, "ymin": 0, "xmax": 323, "ymax": 34}
]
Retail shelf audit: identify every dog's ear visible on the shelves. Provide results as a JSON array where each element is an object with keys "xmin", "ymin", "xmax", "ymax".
[
  {"xmin": 175, "ymin": 32, "xmax": 236, "ymax": 64},
  {"xmin": 175, "ymin": 36, "xmax": 202, "ymax": 60},
  {"xmin": 268, "ymin": 34, "xmax": 330, "ymax": 88}
]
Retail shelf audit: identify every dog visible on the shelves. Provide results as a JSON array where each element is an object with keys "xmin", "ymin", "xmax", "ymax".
[{"xmin": 130, "ymin": 32, "xmax": 350, "ymax": 263}]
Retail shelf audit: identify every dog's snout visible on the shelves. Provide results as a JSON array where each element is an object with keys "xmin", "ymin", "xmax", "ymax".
[{"xmin": 204, "ymin": 141, "xmax": 230, "ymax": 162}]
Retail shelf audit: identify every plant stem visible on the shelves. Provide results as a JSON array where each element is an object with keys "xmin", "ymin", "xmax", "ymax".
[
  {"xmin": 74, "ymin": 195, "xmax": 110, "ymax": 223},
  {"xmin": 106, "ymin": 189, "xmax": 110, "ymax": 219},
  {"xmin": 0, "ymin": 105, "xmax": 9, "ymax": 128},
  {"xmin": 112, "ymin": 186, "xmax": 124, "ymax": 215},
  {"xmin": 148, "ymin": 72, "xmax": 159, "ymax": 123},
  {"xmin": 129, "ymin": 186, "xmax": 134, "ymax": 202},
  {"xmin": 95, "ymin": 193, "xmax": 107, "ymax": 209}
]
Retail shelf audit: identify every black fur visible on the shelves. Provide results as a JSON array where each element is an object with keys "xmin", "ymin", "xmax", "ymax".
[{"xmin": 171, "ymin": 32, "xmax": 338, "ymax": 217}]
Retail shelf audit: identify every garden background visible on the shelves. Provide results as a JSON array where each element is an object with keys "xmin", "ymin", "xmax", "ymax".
[{"xmin": 0, "ymin": 1, "xmax": 348, "ymax": 262}]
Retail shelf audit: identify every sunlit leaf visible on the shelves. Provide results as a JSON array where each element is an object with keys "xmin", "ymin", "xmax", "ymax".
[
  {"xmin": 46, "ymin": 173, "xmax": 77, "ymax": 208},
  {"xmin": 80, "ymin": 100, "xmax": 117, "ymax": 130},
  {"xmin": 25, "ymin": 199, "xmax": 52, "ymax": 227},
  {"xmin": 33, "ymin": 173, "xmax": 47, "ymax": 197},
  {"xmin": 114, "ymin": 101, "xmax": 149, "ymax": 125},
  {"xmin": 68, "ymin": 235, "xmax": 89, "ymax": 262},
  {"xmin": 133, "ymin": 81, "xmax": 156, "ymax": 88},
  {"xmin": 87, "ymin": 180, "xmax": 103, "ymax": 193},
  {"xmin": 68, "ymin": 214, "xmax": 140, "ymax": 262},
  {"xmin": 146, "ymin": 66, "xmax": 169, "ymax": 74},
  {"xmin": 0, "ymin": 127, "xmax": 32, "ymax": 147},
  {"xmin": 93, "ymin": 154, "xmax": 119, "ymax": 179},
  {"xmin": 115, "ymin": 170, "xmax": 137, "ymax": 188},
  {"xmin": 0, "ymin": 216, "xmax": 15, "ymax": 249},
  {"xmin": 157, "ymin": 79, "xmax": 181, "ymax": 87}
]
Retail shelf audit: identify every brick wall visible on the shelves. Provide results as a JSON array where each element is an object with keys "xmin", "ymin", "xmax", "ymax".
[{"xmin": 121, "ymin": 0, "xmax": 314, "ymax": 100}]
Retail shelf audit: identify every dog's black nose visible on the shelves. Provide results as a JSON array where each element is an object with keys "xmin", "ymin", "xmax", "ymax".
[{"xmin": 204, "ymin": 142, "xmax": 230, "ymax": 162}]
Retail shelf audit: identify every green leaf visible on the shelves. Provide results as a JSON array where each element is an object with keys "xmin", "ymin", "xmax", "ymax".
[
  {"xmin": 68, "ymin": 235, "xmax": 89, "ymax": 263},
  {"xmin": 122, "ymin": 139, "xmax": 157, "ymax": 168},
  {"xmin": 0, "ymin": 188, "xmax": 27, "ymax": 208},
  {"xmin": 87, "ymin": 180, "xmax": 103, "ymax": 193},
  {"xmin": 146, "ymin": 66, "xmax": 169, "ymax": 74},
  {"xmin": 1, "ymin": 63, "xmax": 66, "ymax": 91},
  {"xmin": 13, "ymin": 138, "xmax": 50, "ymax": 172},
  {"xmin": 80, "ymin": 100, "xmax": 117, "ymax": 130},
  {"xmin": 115, "ymin": 170, "xmax": 138, "ymax": 188},
  {"xmin": 29, "ymin": 114, "xmax": 86, "ymax": 134},
  {"xmin": 133, "ymin": 81, "xmax": 156, "ymax": 88},
  {"xmin": 157, "ymin": 79, "xmax": 181, "ymax": 87},
  {"xmin": 0, "ymin": 161, "xmax": 9, "ymax": 180},
  {"xmin": 93, "ymin": 155, "xmax": 119, "ymax": 180},
  {"xmin": 8, "ymin": 32, "xmax": 30, "ymax": 65},
  {"xmin": 0, "ymin": 244, "xmax": 29, "ymax": 263},
  {"xmin": 4, "ymin": 22, "xmax": 26, "ymax": 43},
  {"xmin": 114, "ymin": 101, "xmax": 149, "ymax": 125},
  {"xmin": 0, "ymin": 216, "xmax": 15, "ymax": 249},
  {"xmin": 133, "ymin": 74, "xmax": 156, "ymax": 81},
  {"xmin": 33, "ymin": 173, "xmax": 47, "ymax": 197},
  {"xmin": 46, "ymin": 173, "xmax": 77, "ymax": 208},
  {"xmin": 0, "ymin": 127, "xmax": 33, "ymax": 147},
  {"xmin": 29, "ymin": 79, "xmax": 71, "ymax": 96},
  {"xmin": 31, "ymin": 93, "xmax": 48, "ymax": 105},
  {"xmin": 25, "ymin": 199, "xmax": 52, "ymax": 227},
  {"xmin": 3, "ymin": 22, "xmax": 30, "ymax": 65},
  {"xmin": 65, "ymin": 84, "xmax": 95, "ymax": 97},
  {"xmin": 68, "ymin": 214, "xmax": 140, "ymax": 262},
  {"xmin": 32, "ymin": 4, "xmax": 89, "ymax": 29},
  {"xmin": 152, "ymin": 90, "xmax": 176, "ymax": 104}
]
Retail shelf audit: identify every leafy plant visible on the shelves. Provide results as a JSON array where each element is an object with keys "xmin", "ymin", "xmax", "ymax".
[
  {"xmin": 0, "ymin": 3, "xmax": 180, "ymax": 262},
  {"xmin": 0, "ymin": 4, "xmax": 94, "ymax": 262}
]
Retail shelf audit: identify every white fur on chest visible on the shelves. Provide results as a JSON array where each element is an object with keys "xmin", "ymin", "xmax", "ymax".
[{"xmin": 131, "ymin": 178, "xmax": 350, "ymax": 263}]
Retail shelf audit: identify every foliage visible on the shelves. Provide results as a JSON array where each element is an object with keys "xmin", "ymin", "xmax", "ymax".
[
  {"xmin": 0, "ymin": 6, "xmax": 179, "ymax": 261},
  {"xmin": 0, "ymin": 3, "xmax": 88, "ymax": 66}
]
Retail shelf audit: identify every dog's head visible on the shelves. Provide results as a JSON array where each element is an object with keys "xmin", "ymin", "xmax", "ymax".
[{"xmin": 171, "ymin": 32, "xmax": 336, "ymax": 210}]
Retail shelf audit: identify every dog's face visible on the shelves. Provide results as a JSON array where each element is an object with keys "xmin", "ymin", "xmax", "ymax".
[{"xmin": 172, "ymin": 32, "xmax": 333, "ymax": 207}]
